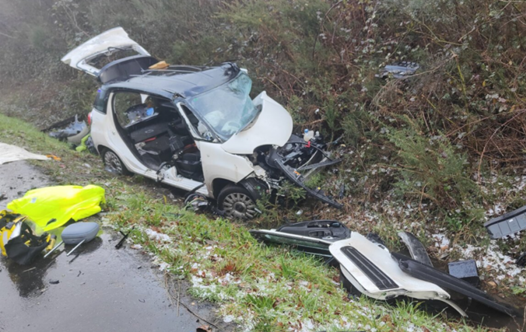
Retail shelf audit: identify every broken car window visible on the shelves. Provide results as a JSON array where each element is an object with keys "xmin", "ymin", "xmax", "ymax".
[{"xmin": 186, "ymin": 73, "xmax": 259, "ymax": 141}]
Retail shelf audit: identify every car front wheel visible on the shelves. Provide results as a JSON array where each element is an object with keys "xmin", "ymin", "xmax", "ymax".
[
  {"xmin": 101, "ymin": 148, "xmax": 130, "ymax": 175},
  {"xmin": 217, "ymin": 185, "xmax": 258, "ymax": 220}
]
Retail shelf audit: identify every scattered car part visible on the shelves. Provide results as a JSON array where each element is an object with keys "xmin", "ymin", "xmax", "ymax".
[
  {"xmin": 398, "ymin": 232, "xmax": 433, "ymax": 267},
  {"xmin": 392, "ymin": 253, "xmax": 519, "ymax": 317},
  {"xmin": 48, "ymin": 115, "xmax": 88, "ymax": 143},
  {"xmin": 329, "ymin": 232, "xmax": 468, "ymax": 317},
  {"xmin": 276, "ymin": 220, "xmax": 351, "ymax": 240},
  {"xmin": 448, "ymin": 259, "xmax": 480, "ymax": 288},
  {"xmin": 62, "ymin": 222, "xmax": 100, "ymax": 256},
  {"xmin": 46, "ymin": 222, "xmax": 100, "ymax": 257},
  {"xmin": 66, "ymin": 123, "xmax": 90, "ymax": 146},
  {"xmin": 377, "ymin": 61, "xmax": 420, "ymax": 79},
  {"xmin": 484, "ymin": 205, "xmax": 526, "ymax": 239},
  {"xmin": 271, "ymin": 157, "xmax": 342, "ymax": 208},
  {"xmin": 115, "ymin": 227, "xmax": 134, "ymax": 249},
  {"xmin": 0, "ymin": 210, "xmax": 54, "ymax": 265},
  {"xmin": 7, "ymin": 185, "xmax": 105, "ymax": 232},
  {"xmin": 251, "ymin": 230, "xmax": 340, "ymax": 259}
]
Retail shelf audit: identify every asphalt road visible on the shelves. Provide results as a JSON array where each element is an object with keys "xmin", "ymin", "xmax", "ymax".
[{"xmin": 0, "ymin": 161, "xmax": 227, "ymax": 332}]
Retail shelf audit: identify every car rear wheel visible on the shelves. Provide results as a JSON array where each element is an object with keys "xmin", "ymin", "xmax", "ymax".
[
  {"xmin": 101, "ymin": 148, "xmax": 130, "ymax": 175},
  {"xmin": 217, "ymin": 185, "xmax": 258, "ymax": 220}
]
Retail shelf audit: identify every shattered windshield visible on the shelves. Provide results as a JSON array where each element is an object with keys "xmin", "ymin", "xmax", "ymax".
[{"xmin": 187, "ymin": 73, "xmax": 259, "ymax": 141}]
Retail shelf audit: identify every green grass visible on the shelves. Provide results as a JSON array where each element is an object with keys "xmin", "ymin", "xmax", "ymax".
[{"xmin": 0, "ymin": 113, "xmax": 495, "ymax": 331}]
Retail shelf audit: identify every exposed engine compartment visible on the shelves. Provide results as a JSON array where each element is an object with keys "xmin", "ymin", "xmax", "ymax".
[{"xmin": 248, "ymin": 134, "xmax": 343, "ymax": 208}]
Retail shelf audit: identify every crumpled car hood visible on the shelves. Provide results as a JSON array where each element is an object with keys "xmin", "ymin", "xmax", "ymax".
[{"xmin": 221, "ymin": 91, "xmax": 293, "ymax": 154}]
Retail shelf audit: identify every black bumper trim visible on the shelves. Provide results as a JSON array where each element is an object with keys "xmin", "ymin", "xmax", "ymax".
[{"xmin": 341, "ymin": 246, "xmax": 399, "ymax": 290}]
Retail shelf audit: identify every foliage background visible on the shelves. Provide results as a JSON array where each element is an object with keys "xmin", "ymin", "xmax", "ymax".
[{"xmin": 1, "ymin": 0, "xmax": 526, "ymax": 231}]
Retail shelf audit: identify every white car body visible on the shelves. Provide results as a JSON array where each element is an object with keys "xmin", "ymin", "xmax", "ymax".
[{"xmin": 62, "ymin": 27, "xmax": 335, "ymax": 219}]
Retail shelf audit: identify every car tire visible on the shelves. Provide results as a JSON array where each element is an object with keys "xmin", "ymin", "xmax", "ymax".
[
  {"xmin": 217, "ymin": 184, "xmax": 258, "ymax": 220},
  {"xmin": 101, "ymin": 148, "xmax": 131, "ymax": 176}
]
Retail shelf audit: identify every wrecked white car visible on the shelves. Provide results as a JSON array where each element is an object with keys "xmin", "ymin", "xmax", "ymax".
[{"xmin": 61, "ymin": 27, "xmax": 342, "ymax": 218}]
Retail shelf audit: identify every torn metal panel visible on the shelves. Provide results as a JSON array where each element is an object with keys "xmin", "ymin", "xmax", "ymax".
[
  {"xmin": 484, "ymin": 205, "xmax": 526, "ymax": 239},
  {"xmin": 329, "ymin": 233, "xmax": 467, "ymax": 317},
  {"xmin": 392, "ymin": 252, "xmax": 520, "ymax": 317},
  {"xmin": 397, "ymin": 232, "xmax": 433, "ymax": 267}
]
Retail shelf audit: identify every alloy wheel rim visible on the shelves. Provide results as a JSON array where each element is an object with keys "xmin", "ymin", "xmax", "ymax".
[
  {"xmin": 223, "ymin": 192, "xmax": 256, "ymax": 219},
  {"xmin": 104, "ymin": 151, "xmax": 123, "ymax": 174}
]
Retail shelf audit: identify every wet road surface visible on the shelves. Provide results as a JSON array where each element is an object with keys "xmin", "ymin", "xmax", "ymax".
[{"xmin": 0, "ymin": 161, "xmax": 228, "ymax": 332}]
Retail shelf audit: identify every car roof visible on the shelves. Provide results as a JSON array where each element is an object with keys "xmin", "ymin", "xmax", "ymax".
[{"xmin": 105, "ymin": 63, "xmax": 240, "ymax": 100}]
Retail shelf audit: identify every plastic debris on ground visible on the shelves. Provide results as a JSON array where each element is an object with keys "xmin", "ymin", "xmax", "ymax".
[
  {"xmin": 376, "ymin": 61, "xmax": 420, "ymax": 79},
  {"xmin": 484, "ymin": 204, "xmax": 526, "ymax": 239},
  {"xmin": 448, "ymin": 259, "xmax": 480, "ymax": 287}
]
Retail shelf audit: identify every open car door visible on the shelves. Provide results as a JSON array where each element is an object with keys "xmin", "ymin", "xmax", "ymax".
[{"xmin": 61, "ymin": 27, "xmax": 157, "ymax": 83}]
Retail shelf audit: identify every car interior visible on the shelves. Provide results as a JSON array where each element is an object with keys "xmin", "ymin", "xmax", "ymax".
[{"xmin": 113, "ymin": 92, "xmax": 204, "ymax": 181}]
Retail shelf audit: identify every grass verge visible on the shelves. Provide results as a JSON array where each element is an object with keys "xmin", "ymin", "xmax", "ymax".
[{"xmin": 0, "ymin": 113, "xmax": 497, "ymax": 331}]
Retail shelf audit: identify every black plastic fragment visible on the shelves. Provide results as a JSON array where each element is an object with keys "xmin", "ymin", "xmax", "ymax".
[
  {"xmin": 398, "ymin": 232, "xmax": 433, "ymax": 267},
  {"xmin": 448, "ymin": 259, "xmax": 480, "ymax": 288},
  {"xmin": 277, "ymin": 220, "xmax": 351, "ymax": 240},
  {"xmin": 484, "ymin": 205, "xmax": 526, "ymax": 239},
  {"xmin": 392, "ymin": 252, "xmax": 520, "ymax": 317},
  {"xmin": 342, "ymin": 246, "xmax": 399, "ymax": 290},
  {"xmin": 115, "ymin": 227, "xmax": 134, "ymax": 249}
]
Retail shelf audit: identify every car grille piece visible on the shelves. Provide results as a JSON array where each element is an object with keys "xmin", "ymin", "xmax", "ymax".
[{"xmin": 341, "ymin": 246, "xmax": 398, "ymax": 290}]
